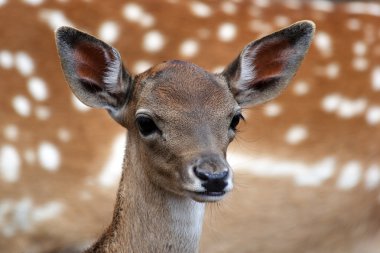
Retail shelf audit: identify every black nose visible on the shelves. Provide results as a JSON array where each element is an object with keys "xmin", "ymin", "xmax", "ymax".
[{"xmin": 193, "ymin": 167, "xmax": 229, "ymax": 192}]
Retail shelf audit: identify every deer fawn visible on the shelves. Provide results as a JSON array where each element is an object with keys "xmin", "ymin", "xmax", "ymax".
[{"xmin": 55, "ymin": 20, "xmax": 314, "ymax": 252}]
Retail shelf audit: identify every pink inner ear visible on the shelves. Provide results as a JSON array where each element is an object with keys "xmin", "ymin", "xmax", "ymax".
[
  {"xmin": 73, "ymin": 41, "xmax": 111, "ymax": 87},
  {"xmin": 251, "ymin": 38, "xmax": 292, "ymax": 83}
]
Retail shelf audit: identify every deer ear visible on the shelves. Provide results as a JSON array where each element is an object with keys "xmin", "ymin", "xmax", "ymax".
[
  {"xmin": 55, "ymin": 26, "xmax": 131, "ymax": 124},
  {"xmin": 222, "ymin": 21, "xmax": 315, "ymax": 107}
]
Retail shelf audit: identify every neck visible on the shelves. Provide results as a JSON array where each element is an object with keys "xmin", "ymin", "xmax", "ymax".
[{"xmin": 86, "ymin": 134, "xmax": 206, "ymax": 253}]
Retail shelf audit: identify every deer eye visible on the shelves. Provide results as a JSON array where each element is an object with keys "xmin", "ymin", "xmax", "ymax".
[
  {"xmin": 230, "ymin": 114, "xmax": 244, "ymax": 131},
  {"xmin": 136, "ymin": 116, "xmax": 160, "ymax": 136}
]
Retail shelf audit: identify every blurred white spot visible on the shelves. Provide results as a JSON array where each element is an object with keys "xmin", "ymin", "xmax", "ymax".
[
  {"xmin": 371, "ymin": 66, "xmax": 380, "ymax": 91},
  {"xmin": 346, "ymin": 18, "xmax": 361, "ymax": 31},
  {"xmin": 122, "ymin": 3, "xmax": 155, "ymax": 27},
  {"xmin": 218, "ymin": 23, "xmax": 237, "ymax": 42},
  {"xmin": 337, "ymin": 98, "xmax": 367, "ymax": 118},
  {"xmin": 365, "ymin": 164, "xmax": 380, "ymax": 190},
  {"xmin": 0, "ymin": 50, "xmax": 13, "ymax": 69},
  {"xmin": 123, "ymin": 3, "xmax": 144, "ymax": 22},
  {"xmin": 295, "ymin": 158, "xmax": 336, "ymax": 186},
  {"xmin": 24, "ymin": 149, "xmax": 36, "ymax": 165},
  {"xmin": 346, "ymin": 2, "xmax": 380, "ymax": 16},
  {"xmin": 309, "ymin": 0, "xmax": 334, "ymax": 12},
  {"xmin": 57, "ymin": 128, "xmax": 71, "ymax": 142},
  {"xmin": 72, "ymin": 95, "xmax": 91, "ymax": 112},
  {"xmin": 285, "ymin": 125, "xmax": 308, "ymax": 145},
  {"xmin": 322, "ymin": 93, "xmax": 341, "ymax": 112},
  {"xmin": 140, "ymin": 13, "xmax": 155, "ymax": 27},
  {"xmin": 293, "ymin": 81, "xmax": 310, "ymax": 95},
  {"xmin": 14, "ymin": 52, "xmax": 34, "ymax": 76},
  {"xmin": 263, "ymin": 103, "xmax": 282, "ymax": 117},
  {"xmin": 0, "ymin": 198, "xmax": 32, "ymax": 237},
  {"xmin": 143, "ymin": 30, "xmax": 165, "ymax": 53},
  {"xmin": 369, "ymin": 3, "xmax": 380, "ymax": 16},
  {"xmin": 253, "ymin": 0, "xmax": 270, "ymax": 8},
  {"xmin": 274, "ymin": 15, "xmax": 290, "ymax": 27},
  {"xmin": 32, "ymin": 201, "xmax": 64, "ymax": 222},
  {"xmin": 228, "ymin": 153, "xmax": 336, "ymax": 187},
  {"xmin": 39, "ymin": 9, "xmax": 74, "ymax": 30},
  {"xmin": 179, "ymin": 39, "xmax": 199, "ymax": 58},
  {"xmin": 346, "ymin": 2, "xmax": 368, "ymax": 14},
  {"xmin": 0, "ymin": 0, "xmax": 7, "ymax": 7},
  {"xmin": 190, "ymin": 1, "xmax": 212, "ymax": 17},
  {"xmin": 353, "ymin": 41, "xmax": 367, "ymax": 56},
  {"xmin": 366, "ymin": 106, "xmax": 380, "ymax": 125},
  {"xmin": 352, "ymin": 57, "xmax": 368, "ymax": 71},
  {"xmin": 27, "ymin": 77, "xmax": 48, "ymax": 101},
  {"xmin": 22, "ymin": 0, "xmax": 44, "ymax": 5},
  {"xmin": 98, "ymin": 21, "xmax": 119, "ymax": 44},
  {"xmin": 12, "ymin": 95, "xmax": 31, "ymax": 117},
  {"xmin": 3, "ymin": 125, "xmax": 18, "ymax": 141},
  {"xmin": 0, "ymin": 145, "xmax": 20, "ymax": 183},
  {"xmin": 14, "ymin": 198, "xmax": 33, "ymax": 232},
  {"xmin": 314, "ymin": 32, "xmax": 332, "ymax": 57},
  {"xmin": 221, "ymin": 1, "xmax": 237, "ymax": 15},
  {"xmin": 322, "ymin": 94, "xmax": 367, "ymax": 118},
  {"xmin": 0, "ymin": 199, "xmax": 65, "ymax": 237},
  {"xmin": 336, "ymin": 161, "xmax": 362, "ymax": 190},
  {"xmin": 35, "ymin": 106, "xmax": 51, "ymax": 120},
  {"xmin": 326, "ymin": 63, "xmax": 340, "ymax": 79},
  {"xmin": 98, "ymin": 134, "xmax": 125, "ymax": 187},
  {"xmin": 282, "ymin": 0, "xmax": 301, "ymax": 9},
  {"xmin": 133, "ymin": 60, "xmax": 152, "ymax": 73},
  {"xmin": 38, "ymin": 142, "xmax": 60, "ymax": 171}
]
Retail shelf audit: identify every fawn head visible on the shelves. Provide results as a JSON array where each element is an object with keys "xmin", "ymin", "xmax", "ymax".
[{"xmin": 55, "ymin": 21, "xmax": 314, "ymax": 202}]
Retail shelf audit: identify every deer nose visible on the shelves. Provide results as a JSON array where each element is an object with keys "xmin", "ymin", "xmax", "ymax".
[{"xmin": 193, "ymin": 166, "xmax": 229, "ymax": 192}]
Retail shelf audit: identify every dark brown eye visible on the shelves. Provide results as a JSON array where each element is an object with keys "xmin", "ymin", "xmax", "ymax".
[
  {"xmin": 230, "ymin": 114, "xmax": 243, "ymax": 131},
  {"xmin": 136, "ymin": 116, "xmax": 159, "ymax": 136}
]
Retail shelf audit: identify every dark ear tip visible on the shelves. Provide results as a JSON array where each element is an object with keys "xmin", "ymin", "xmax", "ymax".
[
  {"xmin": 292, "ymin": 20, "xmax": 316, "ymax": 36},
  {"xmin": 55, "ymin": 26, "xmax": 76, "ymax": 48},
  {"xmin": 55, "ymin": 26, "xmax": 87, "ymax": 46},
  {"xmin": 55, "ymin": 26, "xmax": 74, "ymax": 39}
]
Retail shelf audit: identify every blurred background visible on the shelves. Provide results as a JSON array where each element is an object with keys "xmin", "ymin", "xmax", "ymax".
[{"xmin": 1, "ymin": 0, "xmax": 380, "ymax": 252}]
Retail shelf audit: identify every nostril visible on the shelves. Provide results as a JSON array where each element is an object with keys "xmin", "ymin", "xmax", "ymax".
[
  {"xmin": 194, "ymin": 167, "xmax": 229, "ymax": 181},
  {"xmin": 208, "ymin": 170, "xmax": 228, "ymax": 180},
  {"xmin": 219, "ymin": 170, "xmax": 228, "ymax": 179},
  {"xmin": 193, "ymin": 166, "xmax": 209, "ymax": 181}
]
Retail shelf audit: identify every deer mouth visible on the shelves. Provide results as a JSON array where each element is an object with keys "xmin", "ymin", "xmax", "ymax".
[
  {"xmin": 187, "ymin": 190, "xmax": 227, "ymax": 202},
  {"xmin": 197, "ymin": 190, "xmax": 226, "ymax": 197}
]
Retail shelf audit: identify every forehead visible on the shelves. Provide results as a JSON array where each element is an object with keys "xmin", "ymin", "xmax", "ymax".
[{"xmin": 135, "ymin": 61, "xmax": 237, "ymax": 116}]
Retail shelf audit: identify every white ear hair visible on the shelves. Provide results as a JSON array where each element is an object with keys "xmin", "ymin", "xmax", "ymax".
[
  {"xmin": 103, "ymin": 48, "xmax": 122, "ymax": 93},
  {"xmin": 239, "ymin": 48, "xmax": 257, "ymax": 87}
]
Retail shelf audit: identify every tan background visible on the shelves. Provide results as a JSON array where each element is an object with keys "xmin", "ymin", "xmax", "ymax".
[{"xmin": 0, "ymin": 1, "xmax": 380, "ymax": 252}]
